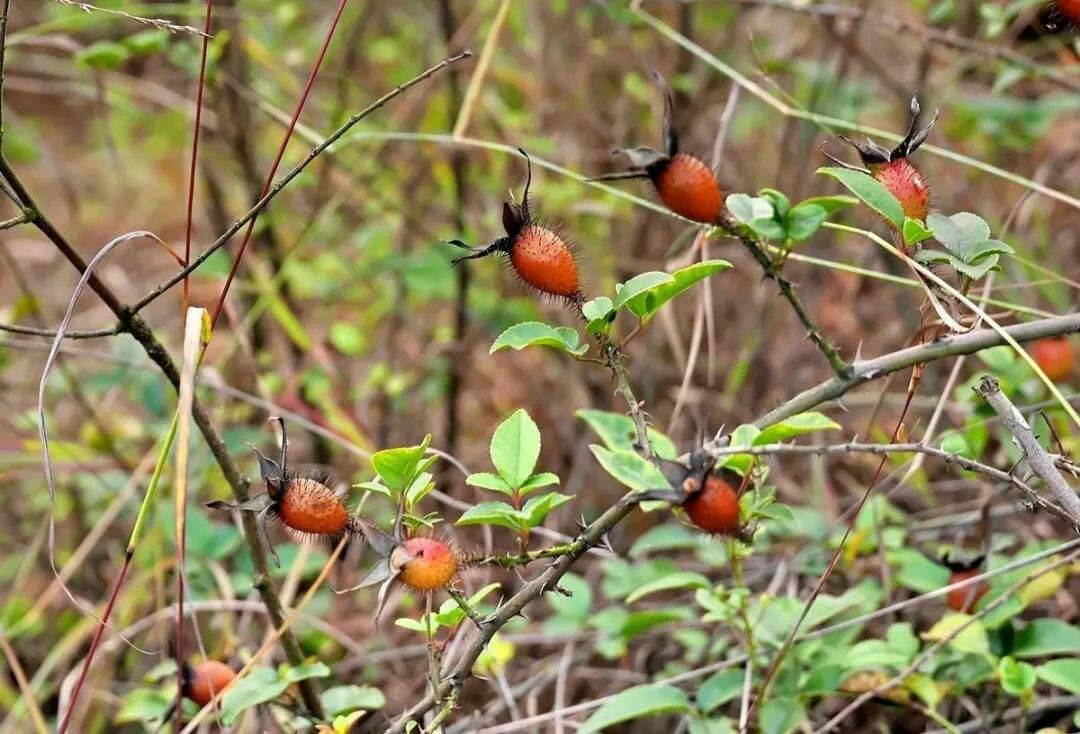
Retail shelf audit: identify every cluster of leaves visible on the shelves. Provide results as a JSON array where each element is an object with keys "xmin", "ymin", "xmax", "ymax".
[
  {"xmin": 726, "ymin": 189, "xmax": 856, "ymax": 249},
  {"xmin": 456, "ymin": 409, "xmax": 570, "ymax": 535},
  {"xmin": 356, "ymin": 434, "xmax": 440, "ymax": 531},
  {"xmin": 818, "ymin": 166, "xmax": 1015, "ymax": 283},
  {"xmin": 489, "ymin": 260, "xmax": 731, "ymax": 355}
]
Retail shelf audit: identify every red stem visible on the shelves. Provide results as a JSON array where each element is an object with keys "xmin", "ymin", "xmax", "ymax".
[
  {"xmin": 58, "ymin": 551, "xmax": 133, "ymax": 734},
  {"xmin": 181, "ymin": 0, "xmax": 214, "ymax": 314},
  {"xmin": 211, "ymin": 0, "xmax": 350, "ymax": 329}
]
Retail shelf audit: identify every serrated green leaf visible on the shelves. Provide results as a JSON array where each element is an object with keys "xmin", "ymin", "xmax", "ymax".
[
  {"xmin": 624, "ymin": 260, "xmax": 731, "ymax": 322},
  {"xmin": 576, "ymin": 409, "xmax": 678, "ymax": 460},
  {"xmin": 725, "ymin": 193, "xmax": 774, "ymax": 224},
  {"xmin": 519, "ymin": 471, "xmax": 560, "ymax": 495},
  {"xmin": 490, "ymin": 409, "xmax": 541, "ymax": 490},
  {"xmin": 755, "ymin": 412, "xmax": 841, "ymax": 445},
  {"xmin": 221, "ymin": 667, "xmax": 288, "ymax": 726},
  {"xmin": 590, "ymin": 445, "xmax": 669, "ymax": 491},
  {"xmin": 625, "ymin": 572, "xmax": 712, "ymax": 603},
  {"xmin": 817, "ymin": 167, "xmax": 904, "ymax": 228},
  {"xmin": 902, "ymin": 217, "xmax": 933, "ymax": 247},
  {"xmin": 455, "ymin": 501, "xmax": 526, "ymax": 530},
  {"xmin": 785, "ymin": 203, "xmax": 828, "ymax": 242},
  {"xmin": 613, "ymin": 271, "xmax": 675, "ymax": 310},
  {"xmin": 320, "ymin": 685, "xmax": 385, "ymax": 716},
  {"xmin": 796, "ymin": 194, "xmax": 858, "ymax": 214},
  {"xmin": 282, "ymin": 661, "xmax": 330, "ymax": 682},
  {"xmin": 521, "ymin": 492, "xmax": 574, "ymax": 526},
  {"xmin": 579, "ymin": 684, "xmax": 691, "ymax": 733},
  {"xmin": 465, "ymin": 472, "xmax": 513, "ymax": 495},
  {"xmin": 759, "ymin": 188, "xmax": 791, "ymax": 217},
  {"xmin": 748, "ymin": 217, "xmax": 787, "ymax": 241},
  {"xmin": 371, "ymin": 436, "xmax": 431, "ymax": 494},
  {"xmin": 927, "ymin": 211, "xmax": 990, "ymax": 261},
  {"xmin": 490, "ymin": 322, "xmax": 587, "ymax": 356}
]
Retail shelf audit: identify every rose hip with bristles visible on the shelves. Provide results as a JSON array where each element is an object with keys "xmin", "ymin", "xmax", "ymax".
[
  {"xmin": 827, "ymin": 96, "xmax": 938, "ymax": 223},
  {"xmin": 1031, "ymin": 336, "xmax": 1074, "ymax": 382},
  {"xmin": 942, "ymin": 554, "xmax": 988, "ymax": 613},
  {"xmin": 207, "ymin": 417, "xmax": 354, "ymax": 565},
  {"xmin": 638, "ymin": 450, "xmax": 752, "ymax": 542},
  {"xmin": 447, "ymin": 149, "xmax": 583, "ymax": 304},
  {"xmin": 682, "ymin": 472, "xmax": 741, "ymax": 535},
  {"xmin": 393, "ymin": 537, "xmax": 459, "ymax": 591},
  {"xmin": 592, "ymin": 70, "xmax": 723, "ymax": 225},
  {"xmin": 183, "ymin": 660, "xmax": 236, "ymax": 707}
]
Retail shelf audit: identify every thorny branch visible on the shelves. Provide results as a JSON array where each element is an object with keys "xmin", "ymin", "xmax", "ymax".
[
  {"xmin": 717, "ymin": 211, "xmax": 849, "ymax": 376},
  {"xmin": 976, "ymin": 376, "xmax": 1080, "ymax": 527}
]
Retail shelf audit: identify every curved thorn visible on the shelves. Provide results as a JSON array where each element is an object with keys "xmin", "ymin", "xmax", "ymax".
[{"xmin": 517, "ymin": 147, "xmax": 533, "ymax": 222}]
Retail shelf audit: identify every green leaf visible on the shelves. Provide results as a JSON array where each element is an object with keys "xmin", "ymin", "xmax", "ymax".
[
  {"xmin": 903, "ymin": 673, "xmax": 942, "ymax": 710},
  {"xmin": 784, "ymin": 203, "xmax": 828, "ymax": 242},
  {"xmin": 547, "ymin": 572, "xmax": 593, "ymax": 623},
  {"xmin": 521, "ymin": 492, "xmax": 574, "ymax": 527},
  {"xmin": 455, "ymin": 501, "xmax": 526, "ymax": 530},
  {"xmin": 582, "ymin": 296, "xmax": 616, "ymax": 334},
  {"xmin": 75, "ymin": 40, "xmax": 132, "ymax": 70},
  {"xmin": 590, "ymin": 445, "xmax": 670, "ymax": 491},
  {"xmin": 952, "ymin": 255, "xmax": 999, "ymax": 281},
  {"xmin": 967, "ymin": 239, "xmax": 1014, "ymax": 260},
  {"xmin": 914, "ymin": 249, "xmax": 955, "ymax": 266},
  {"xmin": 579, "ymin": 684, "xmax": 691, "ymax": 732},
  {"xmin": 613, "ymin": 271, "xmax": 675, "ymax": 311},
  {"xmin": 927, "ymin": 211, "xmax": 990, "ymax": 261},
  {"xmin": 489, "ymin": 322, "xmax": 588, "ymax": 356},
  {"xmin": 124, "ymin": 29, "xmax": 170, "ymax": 56},
  {"xmin": 922, "ymin": 613, "xmax": 990, "ymax": 657},
  {"xmin": 371, "ymin": 436, "xmax": 431, "ymax": 494},
  {"xmin": 329, "ymin": 321, "xmax": 368, "ymax": 356},
  {"xmin": 221, "ymin": 667, "xmax": 289, "ymax": 726},
  {"xmin": 1036, "ymin": 659, "xmax": 1080, "ymax": 696},
  {"xmin": 116, "ymin": 688, "xmax": 172, "ymax": 725},
  {"xmin": 576, "ymin": 409, "xmax": 678, "ymax": 460},
  {"xmin": 1011, "ymin": 619, "xmax": 1080, "ymax": 658},
  {"xmin": 281, "ymin": 661, "xmax": 330, "ymax": 682},
  {"xmin": 628, "ymin": 523, "xmax": 702, "ymax": 558},
  {"xmin": 759, "ymin": 188, "xmax": 791, "ymax": 218},
  {"xmin": 817, "ymin": 167, "xmax": 904, "ymax": 228},
  {"xmin": 320, "ymin": 685, "xmax": 386, "ymax": 716},
  {"xmin": 747, "ymin": 218, "xmax": 787, "ymax": 241},
  {"xmin": 519, "ymin": 471, "xmax": 560, "ymax": 495},
  {"xmin": 998, "ymin": 656, "xmax": 1037, "ymax": 696},
  {"xmin": 760, "ymin": 697, "xmax": 805, "ymax": 734},
  {"xmin": 490, "ymin": 409, "xmax": 542, "ymax": 490},
  {"xmin": 465, "ymin": 472, "xmax": 513, "ymax": 495},
  {"xmin": 697, "ymin": 669, "xmax": 744, "ymax": 713},
  {"xmin": 725, "ymin": 193, "xmax": 774, "ymax": 224},
  {"xmin": 902, "ymin": 217, "xmax": 934, "ymax": 247},
  {"xmin": 623, "ymin": 260, "xmax": 731, "ymax": 322},
  {"xmin": 888, "ymin": 548, "xmax": 949, "ymax": 594},
  {"xmin": 796, "ymin": 195, "xmax": 858, "ymax": 214},
  {"xmin": 625, "ymin": 572, "xmax": 711, "ymax": 603},
  {"xmin": 754, "ymin": 412, "xmax": 841, "ymax": 445}
]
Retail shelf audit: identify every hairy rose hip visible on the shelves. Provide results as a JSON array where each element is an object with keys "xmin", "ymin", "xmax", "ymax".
[
  {"xmin": 829, "ymin": 96, "xmax": 939, "ymax": 223},
  {"xmin": 207, "ymin": 418, "xmax": 353, "ymax": 565},
  {"xmin": 943, "ymin": 555, "xmax": 988, "ymax": 613},
  {"xmin": 593, "ymin": 70, "xmax": 723, "ymax": 224},
  {"xmin": 448, "ymin": 149, "xmax": 583, "ymax": 303},
  {"xmin": 183, "ymin": 660, "xmax": 236, "ymax": 706},
  {"xmin": 682, "ymin": 472, "xmax": 741, "ymax": 534}
]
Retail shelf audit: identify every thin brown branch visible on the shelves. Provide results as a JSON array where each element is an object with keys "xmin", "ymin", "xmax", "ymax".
[
  {"xmin": 717, "ymin": 211, "xmax": 848, "ymax": 376},
  {"xmin": 50, "ymin": 0, "xmax": 211, "ymax": 37}
]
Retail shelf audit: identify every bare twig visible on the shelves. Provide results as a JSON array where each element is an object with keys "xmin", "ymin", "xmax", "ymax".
[
  {"xmin": 975, "ymin": 376, "xmax": 1080, "ymax": 527},
  {"xmin": 130, "ymin": 52, "xmax": 472, "ymax": 313},
  {"xmin": 50, "ymin": 0, "xmax": 210, "ymax": 37},
  {"xmin": 717, "ymin": 211, "xmax": 848, "ymax": 376}
]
